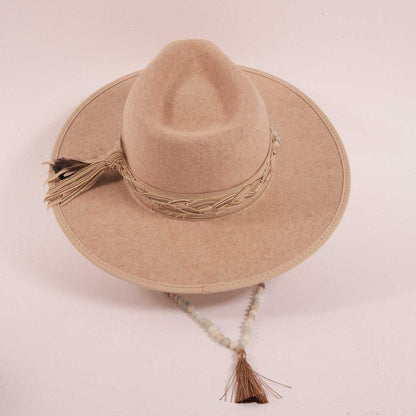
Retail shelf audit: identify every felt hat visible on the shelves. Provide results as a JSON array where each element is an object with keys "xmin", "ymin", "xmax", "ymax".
[{"xmin": 45, "ymin": 39, "xmax": 350, "ymax": 294}]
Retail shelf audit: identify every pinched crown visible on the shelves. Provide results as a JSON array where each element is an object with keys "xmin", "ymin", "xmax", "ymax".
[{"xmin": 122, "ymin": 39, "xmax": 271, "ymax": 194}]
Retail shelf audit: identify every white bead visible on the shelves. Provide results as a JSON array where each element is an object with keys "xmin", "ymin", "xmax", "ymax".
[
  {"xmin": 248, "ymin": 310, "xmax": 257, "ymax": 319},
  {"xmin": 192, "ymin": 311, "xmax": 201, "ymax": 320},
  {"xmin": 245, "ymin": 317, "xmax": 254, "ymax": 326},
  {"xmin": 221, "ymin": 337, "xmax": 231, "ymax": 347},
  {"xmin": 208, "ymin": 325, "xmax": 217, "ymax": 335},
  {"xmin": 239, "ymin": 338, "xmax": 249, "ymax": 348},
  {"xmin": 210, "ymin": 330, "xmax": 219, "ymax": 340},
  {"xmin": 215, "ymin": 333, "xmax": 224, "ymax": 342},
  {"xmin": 242, "ymin": 327, "xmax": 252, "ymax": 336},
  {"xmin": 230, "ymin": 340, "xmax": 239, "ymax": 351},
  {"xmin": 204, "ymin": 320, "xmax": 212, "ymax": 329}
]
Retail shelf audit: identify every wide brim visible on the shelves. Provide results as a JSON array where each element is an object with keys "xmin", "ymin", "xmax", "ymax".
[{"xmin": 49, "ymin": 67, "xmax": 350, "ymax": 294}]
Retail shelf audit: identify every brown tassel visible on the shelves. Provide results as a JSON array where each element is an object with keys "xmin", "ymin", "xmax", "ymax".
[
  {"xmin": 220, "ymin": 350, "xmax": 291, "ymax": 404},
  {"xmin": 43, "ymin": 141, "xmax": 126, "ymax": 208}
]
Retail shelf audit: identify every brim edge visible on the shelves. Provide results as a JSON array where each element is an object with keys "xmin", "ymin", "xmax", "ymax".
[{"xmin": 49, "ymin": 67, "xmax": 351, "ymax": 294}]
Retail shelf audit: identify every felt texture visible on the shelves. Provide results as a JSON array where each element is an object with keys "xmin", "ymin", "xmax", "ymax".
[
  {"xmin": 122, "ymin": 40, "xmax": 270, "ymax": 193},
  {"xmin": 49, "ymin": 40, "xmax": 350, "ymax": 294}
]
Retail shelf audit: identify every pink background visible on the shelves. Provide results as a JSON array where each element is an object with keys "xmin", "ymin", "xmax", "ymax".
[{"xmin": 1, "ymin": 1, "xmax": 415, "ymax": 415}]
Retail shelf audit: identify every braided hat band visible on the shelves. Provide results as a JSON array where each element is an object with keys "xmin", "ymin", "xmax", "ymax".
[{"xmin": 44, "ymin": 125, "xmax": 281, "ymax": 219}]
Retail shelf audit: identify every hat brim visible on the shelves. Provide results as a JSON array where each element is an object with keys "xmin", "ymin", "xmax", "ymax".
[{"xmin": 49, "ymin": 67, "xmax": 350, "ymax": 294}]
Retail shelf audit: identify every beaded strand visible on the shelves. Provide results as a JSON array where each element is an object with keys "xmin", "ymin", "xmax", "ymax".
[{"xmin": 165, "ymin": 283, "xmax": 265, "ymax": 352}]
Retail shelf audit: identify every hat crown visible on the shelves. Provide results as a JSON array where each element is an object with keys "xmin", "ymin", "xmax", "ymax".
[{"xmin": 122, "ymin": 39, "xmax": 270, "ymax": 193}]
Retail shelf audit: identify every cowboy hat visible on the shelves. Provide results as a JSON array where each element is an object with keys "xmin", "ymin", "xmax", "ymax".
[{"xmin": 45, "ymin": 39, "xmax": 350, "ymax": 294}]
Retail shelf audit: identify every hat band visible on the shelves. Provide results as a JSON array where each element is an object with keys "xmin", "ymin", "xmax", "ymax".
[{"xmin": 45, "ymin": 126, "xmax": 280, "ymax": 219}]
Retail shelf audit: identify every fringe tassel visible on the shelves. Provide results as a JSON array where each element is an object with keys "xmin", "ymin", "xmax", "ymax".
[
  {"xmin": 220, "ymin": 350, "xmax": 291, "ymax": 404},
  {"xmin": 44, "ymin": 143, "xmax": 125, "ymax": 207}
]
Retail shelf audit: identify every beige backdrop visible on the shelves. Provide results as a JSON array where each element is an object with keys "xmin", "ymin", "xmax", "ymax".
[{"xmin": 1, "ymin": 0, "xmax": 415, "ymax": 415}]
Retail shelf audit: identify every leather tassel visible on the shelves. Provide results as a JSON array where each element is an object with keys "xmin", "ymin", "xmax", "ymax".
[
  {"xmin": 43, "ymin": 141, "xmax": 126, "ymax": 208},
  {"xmin": 220, "ymin": 350, "xmax": 290, "ymax": 404}
]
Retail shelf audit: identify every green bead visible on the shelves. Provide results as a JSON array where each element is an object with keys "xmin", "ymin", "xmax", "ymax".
[{"xmin": 222, "ymin": 337, "xmax": 231, "ymax": 347}]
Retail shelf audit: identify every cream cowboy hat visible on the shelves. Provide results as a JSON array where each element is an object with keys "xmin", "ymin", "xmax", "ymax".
[{"xmin": 45, "ymin": 39, "xmax": 350, "ymax": 294}]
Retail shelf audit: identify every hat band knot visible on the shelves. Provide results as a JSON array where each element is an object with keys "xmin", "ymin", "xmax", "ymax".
[
  {"xmin": 44, "ymin": 125, "xmax": 281, "ymax": 220},
  {"xmin": 105, "ymin": 147, "xmax": 126, "ymax": 170}
]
